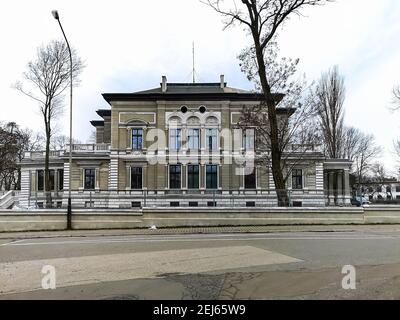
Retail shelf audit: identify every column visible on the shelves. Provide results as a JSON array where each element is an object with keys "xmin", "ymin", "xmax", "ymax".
[
  {"xmin": 95, "ymin": 167, "xmax": 100, "ymax": 192},
  {"xmin": 337, "ymin": 170, "xmax": 343, "ymax": 205},
  {"xmin": 143, "ymin": 165, "xmax": 148, "ymax": 190},
  {"xmin": 182, "ymin": 164, "xmax": 187, "ymax": 190},
  {"xmin": 328, "ymin": 171, "xmax": 335, "ymax": 206},
  {"xmin": 125, "ymin": 164, "xmax": 131, "ymax": 190},
  {"xmin": 343, "ymin": 168, "xmax": 351, "ymax": 205},
  {"xmin": 200, "ymin": 164, "xmax": 205, "ymax": 190}
]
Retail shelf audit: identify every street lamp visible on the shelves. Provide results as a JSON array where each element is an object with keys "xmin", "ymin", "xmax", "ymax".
[{"xmin": 52, "ymin": 10, "xmax": 73, "ymax": 230}]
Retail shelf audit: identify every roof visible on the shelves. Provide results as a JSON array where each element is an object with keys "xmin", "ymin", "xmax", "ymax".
[
  {"xmin": 96, "ymin": 109, "xmax": 111, "ymax": 118},
  {"xmin": 102, "ymin": 82, "xmax": 284, "ymax": 104},
  {"xmin": 90, "ymin": 120, "xmax": 104, "ymax": 127}
]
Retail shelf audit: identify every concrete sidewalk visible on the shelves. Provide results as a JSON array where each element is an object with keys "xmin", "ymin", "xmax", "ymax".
[{"xmin": 1, "ymin": 224, "xmax": 400, "ymax": 240}]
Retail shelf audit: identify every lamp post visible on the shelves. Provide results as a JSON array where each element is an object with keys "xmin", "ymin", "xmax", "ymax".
[{"xmin": 52, "ymin": 10, "xmax": 73, "ymax": 230}]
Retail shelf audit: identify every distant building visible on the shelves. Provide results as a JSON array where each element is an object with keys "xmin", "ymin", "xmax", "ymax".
[
  {"xmin": 18, "ymin": 76, "xmax": 352, "ymax": 209},
  {"xmin": 357, "ymin": 178, "xmax": 400, "ymax": 202}
]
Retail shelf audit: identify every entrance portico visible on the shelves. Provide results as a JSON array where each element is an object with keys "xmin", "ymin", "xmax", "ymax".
[{"xmin": 324, "ymin": 159, "xmax": 352, "ymax": 206}]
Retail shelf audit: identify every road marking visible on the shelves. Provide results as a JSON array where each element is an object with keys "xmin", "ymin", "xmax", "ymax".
[
  {"xmin": 0, "ymin": 246, "xmax": 301, "ymax": 295},
  {"xmin": 2, "ymin": 233, "xmax": 398, "ymax": 246}
]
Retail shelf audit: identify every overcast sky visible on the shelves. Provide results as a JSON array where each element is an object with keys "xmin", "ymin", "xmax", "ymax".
[{"xmin": 1, "ymin": 0, "xmax": 400, "ymax": 175}]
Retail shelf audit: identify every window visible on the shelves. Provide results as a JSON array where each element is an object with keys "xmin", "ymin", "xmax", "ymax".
[
  {"xmin": 169, "ymin": 129, "xmax": 181, "ymax": 150},
  {"xmin": 187, "ymin": 165, "xmax": 199, "ymax": 189},
  {"xmin": 131, "ymin": 167, "xmax": 143, "ymax": 189},
  {"xmin": 58, "ymin": 169, "xmax": 64, "ymax": 191},
  {"xmin": 386, "ymin": 186, "xmax": 392, "ymax": 193},
  {"xmin": 243, "ymin": 128, "xmax": 255, "ymax": 150},
  {"xmin": 377, "ymin": 186, "xmax": 382, "ymax": 193},
  {"xmin": 169, "ymin": 165, "xmax": 181, "ymax": 189},
  {"xmin": 396, "ymin": 186, "xmax": 400, "ymax": 193},
  {"xmin": 189, "ymin": 202, "xmax": 198, "ymax": 207},
  {"xmin": 37, "ymin": 170, "xmax": 44, "ymax": 191},
  {"xmin": 206, "ymin": 129, "xmax": 218, "ymax": 151},
  {"xmin": 292, "ymin": 169, "xmax": 303, "ymax": 190},
  {"xmin": 49, "ymin": 170, "xmax": 55, "ymax": 191},
  {"xmin": 206, "ymin": 165, "xmax": 218, "ymax": 189},
  {"xmin": 131, "ymin": 201, "xmax": 141, "ymax": 208},
  {"xmin": 187, "ymin": 129, "xmax": 200, "ymax": 150},
  {"xmin": 245, "ymin": 168, "xmax": 256, "ymax": 189},
  {"xmin": 84, "ymin": 169, "xmax": 96, "ymax": 190},
  {"xmin": 132, "ymin": 129, "xmax": 143, "ymax": 150}
]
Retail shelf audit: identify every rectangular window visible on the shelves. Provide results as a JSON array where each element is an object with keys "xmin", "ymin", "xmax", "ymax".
[
  {"xmin": 386, "ymin": 186, "xmax": 392, "ymax": 193},
  {"xmin": 169, "ymin": 129, "xmax": 181, "ymax": 150},
  {"xmin": 245, "ymin": 168, "xmax": 256, "ymax": 189},
  {"xmin": 188, "ymin": 129, "xmax": 200, "ymax": 150},
  {"xmin": 131, "ymin": 167, "xmax": 143, "ymax": 189},
  {"xmin": 243, "ymin": 128, "xmax": 255, "ymax": 150},
  {"xmin": 49, "ymin": 170, "xmax": 55, "ymax": 191},
  {"xmin": 132, "ymin": 129, "xmax": 143, "ymax": 150},
  {"xmin": 37, "ymin": 170, "xmax": 44, "ymax": 191},
  {"xmin": 206, "ymin": 165, "xmax": 218, "ymax": 189},
  {"xmin": 187, "ymin": 165, "xmax": 199, "ymax": 189},
  {"xmin": 84, "ymin": 169, "xmax": 96, "ymax": 190},
  {"xmin": 292, "ymin": 169, "xmax": 303, "ymax": 190},
  {"xmin": 58, "ymin": 169, "xmax": 64, "ymax": 191},
  {"xmin": 206, "ymin": 129, "xmax": 218, "ymax": 151},
  {"xmin": 396, "ymin": 186, "xmax": 400, "ymax": 193},
  {"xmin": 169, "ymin": 165, "xmax": 181, "ymax": 189}
]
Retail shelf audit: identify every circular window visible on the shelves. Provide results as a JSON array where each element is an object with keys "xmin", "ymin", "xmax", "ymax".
[
  {"xmin": 199, "ymin": 105, "xmax": 207, "ymax": 113},
  {"xmin": 180, "ymin": 105, "xmax": 188, "ymax": 113}
]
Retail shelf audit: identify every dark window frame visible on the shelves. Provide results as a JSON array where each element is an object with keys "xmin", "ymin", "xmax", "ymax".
[
  {"xmin": 292, "ymin": 169, "xmax": 303, "ymax": 190},
  {"xmin": 244, "ymin": 168, "xmax": 256, "ymax": 189},
  {"xmin": 84, "ymin": 168, "xmax": 96, "ymax": 190},
  {"xmin": 130, "ymin": 167, "xmax": 143, "ymax": 190},
  {"xmin": 58, "ymin": 169, "xmax": 64, "ymax": 191},
  {"xmin": 37, "ymin": 170, "xmax": 44, "ymax": 191},
  {"xmin": 206, "ymin": 165, "xmax": 218, "ymax": 189},
  {"xmin": 169, "ymin": 164, "xmax": 182, "ymax": 189},
  {"xmin": 187, "ymin": 164, "xmax": 200, "ymax": 189}
]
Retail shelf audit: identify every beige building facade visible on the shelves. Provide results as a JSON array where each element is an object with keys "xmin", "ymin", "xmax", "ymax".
[{"xmin": 19, "ymin": 76, "xmax": 352, "ymax": 209}]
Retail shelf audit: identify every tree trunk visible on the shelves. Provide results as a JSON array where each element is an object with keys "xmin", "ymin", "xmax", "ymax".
[
  {"xmin": 253, "ymin": 39, "xmax": 289, "ymax": 207},
  {"xmin": 44, "ymin": 117, "xmax": 52, "ymax": 208}
]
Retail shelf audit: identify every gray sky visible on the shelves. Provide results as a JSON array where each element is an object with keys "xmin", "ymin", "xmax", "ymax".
[{"xmin": 1, "ymin": 0, "xmax": 400, "ymax": 175}]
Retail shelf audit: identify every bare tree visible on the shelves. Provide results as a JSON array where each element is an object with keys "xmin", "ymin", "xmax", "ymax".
[
  {"xmin": 392, "ymin": 85, "xmax": 400, "ymax": 110},
  {"xmin": 238, "ymin": 41, "xmax": 319, "ymax": 189},
  {"xmin": 203, "ymin": 0, "xmax": 331, "ymax": 206},
  {"xmin": 314, "ymin": 66, "xmax": 345, "ymax": 159},
  {"xmin": 14, "ymin": 40, "xmax": 84, "ymax": 207},
  {"xmin": 353, "ymin": 133, "xmax": 381, "ymax": 189},
  {"xmin": 341, "ymin": 126, "xmax": 362, "ymax": 161},
  {"xmin": 51, "ymin": 134, "xmax": 81, "ymax": 151},
  {"xmin": 0, "ymin": 123, "xmax": 44, "ymax": 190}
]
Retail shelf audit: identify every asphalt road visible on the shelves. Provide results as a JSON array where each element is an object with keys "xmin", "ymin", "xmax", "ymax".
[{"xmin": 1, "ymin": 228, "xmax": 400, "ymax": 299}]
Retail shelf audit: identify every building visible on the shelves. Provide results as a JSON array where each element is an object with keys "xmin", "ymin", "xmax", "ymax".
[
  {"xmin": 357, "ymin": 178, "xmax": 400, "ymax": 202},
  {"xmin": 18, "ymin": 76, "xmax": 352, "ymax": 209}
]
